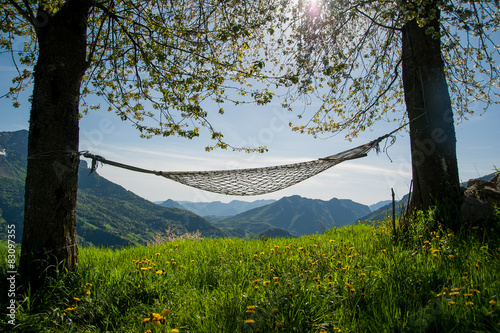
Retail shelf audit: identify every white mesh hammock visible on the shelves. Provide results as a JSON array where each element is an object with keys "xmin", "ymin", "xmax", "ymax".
[{"xmin": 82, "ymin": 127, "xmax": 401, "ymax": 196}]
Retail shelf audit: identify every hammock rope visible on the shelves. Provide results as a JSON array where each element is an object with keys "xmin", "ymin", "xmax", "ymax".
[{"xmin": 81, "ymin": 124, "xmax": 405, "ymax": 196}]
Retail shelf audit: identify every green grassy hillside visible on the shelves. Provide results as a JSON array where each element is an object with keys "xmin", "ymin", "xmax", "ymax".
[{"xmin": 2, "ymin": 215, "xmax": 499, "ymax": 332}]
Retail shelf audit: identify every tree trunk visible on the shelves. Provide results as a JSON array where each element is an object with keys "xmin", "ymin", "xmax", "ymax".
[
  {"xmin": 20, "ymin": 0, "xmax": 90, "ymax": 291},
  {"xmin": 401, "ymin": 4, "xmax": 462, "ymax": 229}
]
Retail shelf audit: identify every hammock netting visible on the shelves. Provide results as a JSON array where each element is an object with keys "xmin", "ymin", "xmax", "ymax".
[{"xmin": 82, "ymin": 131, "xmax": 394, "ymax": 196}]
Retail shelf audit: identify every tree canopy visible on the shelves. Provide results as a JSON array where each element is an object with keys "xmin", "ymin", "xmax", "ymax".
[
  {"xmin": 265, "ymin": 0, "xmax": 499, "ymax": 138},
  {"xmin": 1, "ymin": 0, "xmax": 285, "ymax": 151}
]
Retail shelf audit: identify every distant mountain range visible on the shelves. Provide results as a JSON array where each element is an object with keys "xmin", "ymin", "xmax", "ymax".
[
  {"xmin": 156, "ymin": 199, "xmax": 276, "ymax": 217},
  {"xmin": 157, "ymin": 196, "xmax": 373, "ymax": 238}
]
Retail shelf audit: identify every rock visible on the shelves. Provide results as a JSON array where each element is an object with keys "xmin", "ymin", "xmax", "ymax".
[{"xmin": 461, "ymin": 173, "xmax": 500, "ymax": 223}]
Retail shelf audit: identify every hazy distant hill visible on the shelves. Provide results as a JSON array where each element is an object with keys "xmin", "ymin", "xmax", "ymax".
[
  {"xmin": 173, "ymin": 199, "xmax": 276, "ymax": 217},
  {"xmin": 215, "ymin": 195, "xmax": 372, "ymax": 237},
  {"xmin": 157, "ymin": 199, "xmax": 187, "ymax": 210},
  {"xmin": 0, "ymin": 130, "xmax": 226, "ymax": 247},
  {"xmin": 370, "ymin": 200, "xmax": 392, "ymax": 212}
]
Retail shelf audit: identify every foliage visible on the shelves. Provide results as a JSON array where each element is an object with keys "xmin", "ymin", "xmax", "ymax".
[
  {"xmin": 0, "ymin": 0, "xmax": 285, "ymax": 152},
  {"xmin": 148, "ymin": 227, "xmax": 203, "ymax": 246},
  {"xmin": 266, "ymin": 0, "xmax": 500, "ymax": 138},
  {"xmin": 1, "ymin": 217, "xmax": 499, "ymax": 332}
]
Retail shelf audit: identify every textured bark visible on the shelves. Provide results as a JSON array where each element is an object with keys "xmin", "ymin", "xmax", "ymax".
[
  {"xmin": 20, "ymin": 0, "xmax": 91, "ymax": 290},
  {"xmin": 401, "ymin": 4, "xmax": 461, "ymax": 228}
]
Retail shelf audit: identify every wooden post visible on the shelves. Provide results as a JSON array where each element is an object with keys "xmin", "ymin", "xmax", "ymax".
[{"xmin": 391, "ymin": 188, "xmax": 397, "ymax": 236}]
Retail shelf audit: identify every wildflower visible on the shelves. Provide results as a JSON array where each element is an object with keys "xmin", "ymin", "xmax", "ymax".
[
  {"xmin": 466, "ymin": 301, "xmax": 474, "ymax": 306},
  {"xmin": 313, "ymin": 276, "xmax": 320, "ymax": 282},
  {"xmin": 448, "ymin": 301, "xmax": 455, "ymax": 305},
  {"xmin": 244, "ymin": 319, "xmax": 255, "ymax": 325},
  {"xmin": 263, "ymin": 280, "xmax": 271, "ymax": 286},
  {"xmin": 156, "ymin": 270, "xmax": 164, "ymax": 275},
  {"xmin": 346, "ymin": 283, "xmax": 355, "ymax": 292},
  {"xmin": 448, "ymin": 255, "xmax": 455, "ymax": 259},
  {"xmin": 140, "ymin": 267, "xmax": 148, "ymax": 271},
  {"xmin": 464, "ymin": 293, "xmax": 473, "ymax": 298},
  {"xmin": 85, "ymin": 290, "xmax": 91, "ymax": 295},
  {"xmin": 65, "ymin": 306, "xmax": 77, "ymax": 311},
  {"xmin": 145, "ymin": 330, "xmax": 152, "ymax": 333},
  {"xmin": 469, "ymin": 289, "xmax": 480, "ymax": 294},
  {"xmin": 489, "ymin": 300, "xmax": 497, "ymax": 306},
  {"xmin": 171, "ymin": 329, "xmax": 180, "ymax": 333},
  {"xmin": 142, "ymin": 318, "xmax": 151, "ymax": 324},
  {"xmin": 272, "ymin": 308, "xmax": 279, "ymax": 314},
  {"xmin": 155, "ymin": 253, "xmax": 160, "ymax": 256},
  {"xmin": 449, "ymin": 292, "xmax": 460, "ymax": 296},
  {"xmin": 432, "ymin": 249, "xmax": 441, "ymax": 254},
  {"xmin": 247, "ymin": 305, "xmax": 256, "ymax": 310},
  {"xmin": 329, "ymin": 239, "xmax": 335, "ymax": 242},
  {"xmin": 73, "ymin": 297, "xmax": 80, "ymax": 302},
  {"xmin": 480, "ymin": 245, "xmax": 488, "ymax": 250},
  {"xmin": 161, "ymin": 309, "xmax": 171, "ymax": 316},
  {"xmin": 275, "ymin": 321, "xmax": 282, "ymax": 328},
  {"xmin": 85, "ymin": 283, "xmax": 92, "ymax": 287},
  {"xmin": 273, "ymin": 276, "xmax": 279, "ymax": 281}
]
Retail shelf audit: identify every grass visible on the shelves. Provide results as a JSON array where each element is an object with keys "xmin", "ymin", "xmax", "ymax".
[{"xmin": 1, "ymin": 215, "xmax": 499, "ymax": 333}]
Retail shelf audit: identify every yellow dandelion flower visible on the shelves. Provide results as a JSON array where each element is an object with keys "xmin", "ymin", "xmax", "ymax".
[
  {"xmin": 73, "ymin": 297, "xmax": 80, "ymax": 302},
  {"xmin": 171, "ymin": 329, "xmax": 180, "ymax": 333},
  {"xmin": 272, "ymin": 308, "xmax": 279, "ymax": 314},
  {"xmin": 275, "ymin": 321, "xmax": 282, "ymax": 328},
  {"xmin": 448, "ymin": 301, "xmax": 455, "ymax": 305},
  {"xmin": 140, "ymin": 267, "xmax": 148, "ymax": 271},
  {"xmin": 155, "ymin": 253, "xmax": 160, "ymax": 256},
  {"xmin": 85, "ymin": 290, "xmax": 91, "ymax": 295},
  {"xmin": 246, "ymin": 310, "xmax": 255, "ymax": 314},
  {"xmin": 470, "ymin": 289, "xmax": 480, "ymax": 294},
  {"xmin": 65, "ymin": 306, "xmax": 77, "ymax": 311},
  {"xmin": 464, "ymin": 293, "xmax": 473, "ymax": 297},
  {"xmin": 142, "ymin": 318, "xmax": 151, "ymax": 324},
  {"xmin": 156, "ymin": 270, "xmax": 163, "ymax": 275},
  {"xmin": 448, "ymin": 255, "xmax": 455, "ymax": 259},
  {"xmin": 263, "ymin": 280, "xmax": 271, "ymax": 286},
  {"xmin": 273, "ymin": 276, "xmax": 279, "ymax": 281},
  {"xmin": 313, "ymin": 276, "xmax": 320, "ymax": 281},
  {"xmin": 489, "ymin": 300, "xmax": 497, "ymax": 306},
  {"xmin": 449, "ymin": 292, "xmax": 460, "ymax": 296},
  {"xmin": 145, "ymin": 330, "xmax": 152, "ymax": 333},
  {"xmin": 161, "ymin": 309, "xmax": 171, "ymax": 316},
  {"xmin": 432, "ymin": 249, "xmax": 441, "ymax": 254},
  {"xmin": 480, "ymin": 245, "xmax": 488, "ymax": 250},
  {"xmin": 85, "ymin": 283, "xmax": 92, "ymax": 287},
  {"xmin": 247, "ymin": 305, "xmax": 256, "ymax": 310},
  {"xmin": 466, "ymin": 301, "xmax": 474, "ymax": 306},
  {"xmin": 244, "ymin": 319, "xmax": 255, "ymax": 325}
]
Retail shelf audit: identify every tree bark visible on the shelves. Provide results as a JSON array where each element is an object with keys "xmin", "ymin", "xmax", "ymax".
[
  {"xmin": 20, "ymin": 0, "xmax": 91, "ymax": 291},
  {"xmin": 401, "ymin": 3, "xmax": 462, "ymax": 229}
]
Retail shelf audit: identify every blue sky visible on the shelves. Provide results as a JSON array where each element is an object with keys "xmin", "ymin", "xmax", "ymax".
[{"xmin": 1, "ymin": 52, "xmax": 499, "ymax": 206}]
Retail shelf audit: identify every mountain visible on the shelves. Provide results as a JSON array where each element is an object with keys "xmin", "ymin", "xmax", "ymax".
[
  {"xmin": 0, "ymin": 130, "xmax": 226, "ymax": 247},
  {"xmin": 157, "ymin": 199, "xmax": 187, "ymax": 210},
  {"xmin": 173, "ymin": 199, "xmax": 276, "ymax": 217},
  {"xmin": 214, "ymin": 195, "xmax": 372, "ymax": 237},
  {"xmin": 369, "ymin": 200, "xmax": 392, "ymax": 212}
]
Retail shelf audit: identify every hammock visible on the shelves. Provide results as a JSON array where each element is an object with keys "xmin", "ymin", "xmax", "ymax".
[{"xmin": 82, "ymin": 126, "xmax": 403, "ymax": 196}]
